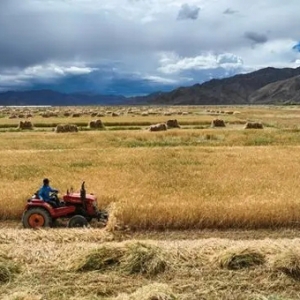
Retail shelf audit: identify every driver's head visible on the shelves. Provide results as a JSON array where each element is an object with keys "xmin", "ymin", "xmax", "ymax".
[{"xmin": 43, "ymin": 178, "xmax": 50, "ymax": 186}]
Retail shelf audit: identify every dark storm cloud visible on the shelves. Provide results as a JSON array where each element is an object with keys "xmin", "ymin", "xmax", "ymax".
[
  {"xmin": 223, "ymin": 8, "xmax": 238, "ymax": 15},
  {"xmin": 244, "ymin": 31, "xmax": 268, "ymax": 44},
  {"xmin": 0, "ymin": 1, "xmax": 163, "ymax": 70},
  {"xmin": 177, "ymin": 4, "xmax": 200, "ymax": 20},
  {"xmin": 0, "ymin": 0, "xmax": 227, "ymax": 73}
]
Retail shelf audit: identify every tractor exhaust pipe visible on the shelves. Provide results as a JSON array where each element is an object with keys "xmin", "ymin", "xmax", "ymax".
[{"xmin": 80, "ymin": 181, "xmax": 87, "ymax": 209}]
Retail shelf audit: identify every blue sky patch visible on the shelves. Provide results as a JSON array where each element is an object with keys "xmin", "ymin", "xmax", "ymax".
[{"xmin": 293, "ymin": 43, "xmax": 300, "ymax": 52}]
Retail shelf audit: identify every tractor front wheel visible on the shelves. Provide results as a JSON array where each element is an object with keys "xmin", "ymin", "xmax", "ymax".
[
  {"xmin": 68, "ymin": 215, "xmax": 88, "ymax": 228},
  {"xmin": 22, "ymin": 208, "xmax": 52, "ymax": 229}
]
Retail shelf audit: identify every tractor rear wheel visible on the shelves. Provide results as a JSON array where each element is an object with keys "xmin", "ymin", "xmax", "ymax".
[
  {"xmin": 22, "ymin": 208, "xmax": 52, "ymax": 228},
  {"xmin": 68, "ymin": 215, "xmax": 88, "ymax": 228}
]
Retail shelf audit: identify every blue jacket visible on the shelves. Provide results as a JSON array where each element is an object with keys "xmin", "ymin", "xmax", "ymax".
[{"xmin": 38, "ymin": 185, "xmax": 58, "ymax": 202}]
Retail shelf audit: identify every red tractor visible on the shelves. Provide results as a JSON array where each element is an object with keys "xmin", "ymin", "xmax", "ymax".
[{"xmin": 22, "ymin": 182, "xmax": 108, "ymax": 228}]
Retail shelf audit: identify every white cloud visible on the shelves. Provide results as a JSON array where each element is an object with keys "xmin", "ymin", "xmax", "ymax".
[
  {"xmin": 158, "ymin": 52, "xmax": 244, "ymax": 74},
  {"xmin": 143, "ymin": 75, "xmax": 179, "ymax": 84},
  {"xmin": 23, "ymin": 64, "xmax": 95, "ymax": 78},
  {"xmin": 0, "ymin": 63, "xmax": 95, "ymax": 88},
  {"xmin": 236, "ymin": 39, "xmax": 300, "ymax": 69}
]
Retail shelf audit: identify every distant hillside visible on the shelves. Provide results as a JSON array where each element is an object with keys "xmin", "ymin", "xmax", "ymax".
[
  {"xmin": 0, "ymin": 90, "xmax": 128, "ymax": 106},
  {"xmin": 2, "ymin": 66, "xmax": 300, "ymax": 106},
  {"xmin": 249, "ymin": 75, "xmax": 300, "ymax": 104},
  {"xmin": 138, "ymin": 66, "xmax": 300, "ymax": 105}
]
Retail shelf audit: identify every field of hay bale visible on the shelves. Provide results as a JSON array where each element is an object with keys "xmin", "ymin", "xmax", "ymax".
[{"xmin": 2, "ymin": 105, "xmax": 300, "ymax": 298}]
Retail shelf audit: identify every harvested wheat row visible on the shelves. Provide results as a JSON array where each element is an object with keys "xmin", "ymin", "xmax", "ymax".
[
  {"xmin": 121, "ymin": 242, "xmax": 168, "ymax": 277},
  {"xmin": 0, "ymin": 252, "xmax": 21, "ymax": 284},
  {"xmin": 273, "ymin": 250, "xmax": 300, "ymax": 280},
  {"xmin": 74, "ymin": 245, "xmax": 125, "ymax": 272},
  {"xmin": 218, "ymin": 247, "xmax": 265, "ymax": 270},
  {"xmin": 72, "ymin": 241, "xmax": 170, "ymax": 277}
]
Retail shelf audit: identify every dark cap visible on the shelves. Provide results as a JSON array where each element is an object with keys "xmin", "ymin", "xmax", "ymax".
[{"xmin": 43, "ymin": 178, "xmax": 50, "ymax": 185}]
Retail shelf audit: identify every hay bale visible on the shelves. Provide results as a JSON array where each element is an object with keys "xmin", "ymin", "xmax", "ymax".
[
  {"xmin": 164, "ymin": 112, "xmax": 172, "ymax": 116},
  {"xmin": 18, "ymin": 121, "xmax": 34, "ymax": 130},
  {"xmin": 55, "ymin": 124, "xmax": 78, "ymax": 133},
  {"xmin": 88, "ymin": 119, "xmax": 105, "ymax": 129},
  {"xmin": 273, "ymin": 251, "xmax": 300, "ymax": 280},
  {"xmin": 90, "ymin": 112, "xmax": 98, "ymax": 117},
  {"xmin": 149, "ymin": 123, "xmax": 167, "ymax": 132},
  {"xmin": 8, "ymin": 115, "xmax": 17, "ymax": 119},
  {"xmin": 72, "ymin": 113, "xmax": 81, "ymax": 118},
  {"xmin": 166, "ymin": 119, "xmax": 180, "ymax": 128},
  {"xmin": 115, "ymin": 283, "xmax": 178, "ymax": 300},
  {"xmin": 97, "ymin": 113, "xmax": 105, "ymax": 117},
  {"xmin": 244, "ymin": 122, "xmax": 264, "ymax": 129},
  {"xmin": 211, "ymin": 119, "xmax": 226, "ymax": 127},
  {"xmin": 121, "ymin": 242, "xmax": 167, "ymax": 277},
  {"xmin": 112, "ymin": 112, "xmax": 119, "ymax": 117},
  {"xmin": 141, "ymin": 112, "xmax": 149, "ymax": 116},
  {"xmin": 218, "ymin": 248, "xmax": 265, "ymax": 270},
  {"xmin": 63, "ymin": 112, "xmax": 71, "ymax": 117},
  {"xmin": 74, "ymin": 246, "xmax": 125, "ymax": 272}
]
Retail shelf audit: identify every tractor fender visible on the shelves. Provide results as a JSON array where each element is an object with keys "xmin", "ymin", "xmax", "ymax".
[{"xmin": 25, "ymin": 201, "xmax": 55, "ymax": 216}]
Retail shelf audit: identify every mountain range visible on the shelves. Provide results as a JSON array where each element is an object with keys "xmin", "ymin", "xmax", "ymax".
[
  {"xmin": 1, "ymin": 66, "xmax": 300, "ymax": 106},
  {"xmin": 136, "ymin": 66, "xmax": 300, "ymax": 105}
]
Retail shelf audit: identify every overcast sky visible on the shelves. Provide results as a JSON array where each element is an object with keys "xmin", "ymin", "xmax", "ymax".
[{"xmin": 0, "ymin": 0, "xmax": 300, "ymax": 95}]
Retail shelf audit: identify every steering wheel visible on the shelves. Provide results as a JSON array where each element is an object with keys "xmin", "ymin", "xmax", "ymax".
[{"xmin": 50, "ymin": 191, "xmax": 59, "ymax": 201}]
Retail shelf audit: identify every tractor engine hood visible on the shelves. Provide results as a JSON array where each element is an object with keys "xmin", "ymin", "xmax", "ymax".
[{"xmin": 63, "ymin": 193, "xmax": 97, "ymax": 202}]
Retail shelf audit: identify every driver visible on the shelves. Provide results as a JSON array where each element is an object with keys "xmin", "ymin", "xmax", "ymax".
[{"xmin": 38, "ymin": 178, "xmax": 59, "ymax": 207}]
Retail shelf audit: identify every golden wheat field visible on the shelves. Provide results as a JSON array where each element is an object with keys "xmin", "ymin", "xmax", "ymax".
[
  {"xmin": 2, "ymin": 105, "xmax": 300, "ymax": 299},
  {"xmin": 1, "ymin": 105, "xmax": 300, "ymax": 229}
]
